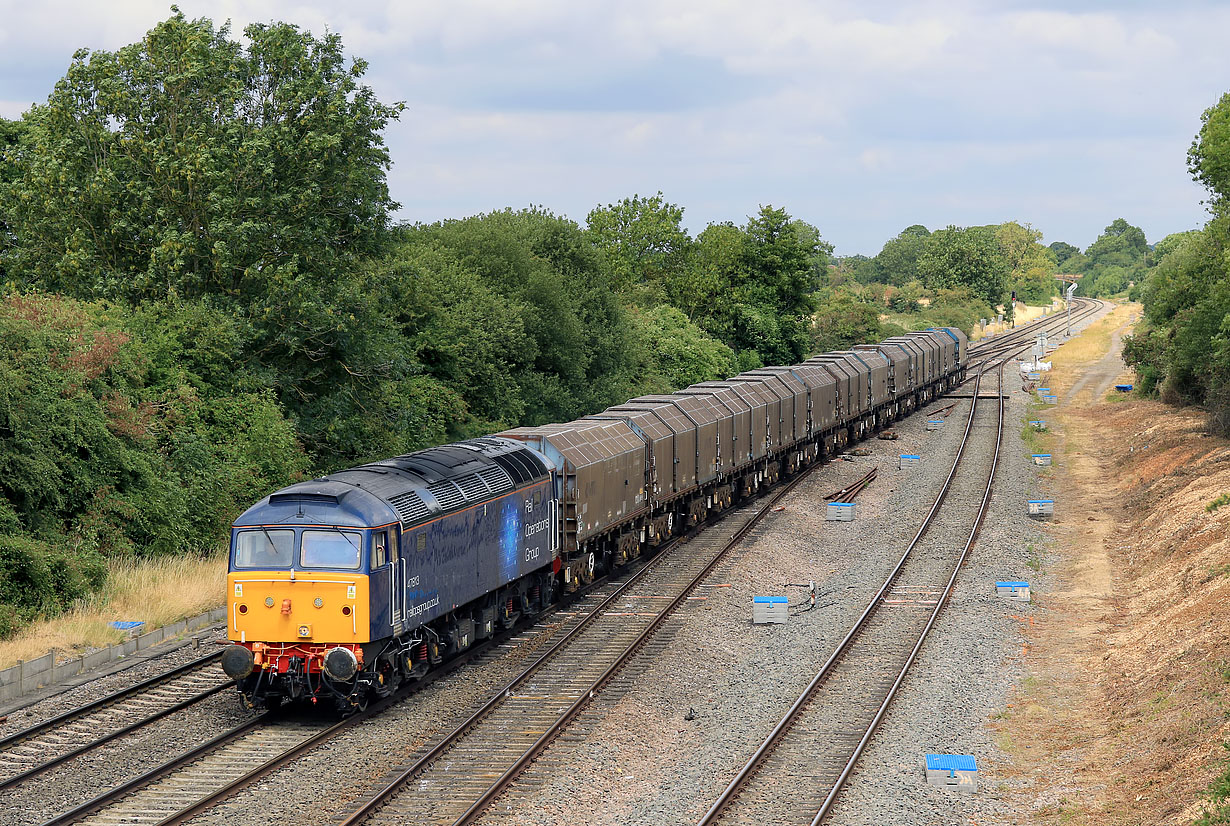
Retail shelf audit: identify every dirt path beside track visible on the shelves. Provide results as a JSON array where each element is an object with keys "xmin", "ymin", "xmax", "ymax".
[{"xmin": 995, "ymin": 304, "xmax": 1230, "ymax": 825}]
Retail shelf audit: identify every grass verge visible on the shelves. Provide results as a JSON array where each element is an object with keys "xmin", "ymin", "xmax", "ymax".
[{"xmin": 0, "ymin": 553, "xmax": 226, "ymax": 670}]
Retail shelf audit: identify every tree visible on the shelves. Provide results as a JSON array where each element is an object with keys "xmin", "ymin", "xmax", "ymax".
[
  {"xmin": 1086, "ymin": 218, "xmax": 1148, "ymax": 263},
  {"xmin": 1049, "ymin": 241, "xmax": 1080, "ymax": 270},
  {"xmin": 995, "ymin": 221, "xmax": 1057, "ymax": 303},
  {"xmin": 809, "ymin": 290, "xmax": 884, "ymax": 353},
  {"xmin": 1189, "ymin": 91, "xmax": 1230, "ymax": 207},
  {"xmin": 670, "ymin": 222, "xmax": 743, "ymax": 325},
  {"xmin": 1072, "ymin": 218, "xmax": 1150, "ymax": 297},
  {"xmin": 0, "ymin": 117, "xmax": 22, "ymax": 278},
  {"xmin": 874, "ymin": 224, "xmax": 930, "ymax": 286},
  {"xmin": 743, "ymin": 205, "xmax": 824, "ymax": 318},
  {"xmin": 1123, "ymin": 89, "xmax": 1230, "ymax": 435},
  {"xmin": 916, "ymin": 226, "xmax": 1009, "ymax": 306},
  {"xmin": 1, "ymin": 10, "xmax": 402, "ymax": 302},
  {"xmin": 667, "ymin": 207, "xmax": 828, "ymax": 367},
  {"xmin": 404, "ymin": 208, "xmax": 639, "ymax": 426},
  {"xmin": 585, "ymin": 193, "xmax": 691, "ymax": 297},
  {"xmin": 994, "ymin": 221, "xmax": 1043, "ymax": 274}
]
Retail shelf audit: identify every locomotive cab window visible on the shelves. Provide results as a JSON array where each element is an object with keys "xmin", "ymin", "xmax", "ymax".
[
  {"xmin": 234, "ymin": 529, "xmax": 294, "ymax": 568},
  {"xmin": 371, "ymin": 530, "xmax": 389, "ymax": 569},
  {"xmin": 300, "ymin": 529, "xmax": 362, "ymax": 569}
]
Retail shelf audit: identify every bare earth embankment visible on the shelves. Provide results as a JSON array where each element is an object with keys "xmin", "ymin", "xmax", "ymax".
[{"xmin": 997, "ymin": 304, "xmax": 1230, "ymax": 825}]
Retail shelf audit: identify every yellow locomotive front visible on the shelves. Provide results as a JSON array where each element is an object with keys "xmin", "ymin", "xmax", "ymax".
[{"xmin": 219, "ymin": 493, "xmax": 399, "ymax": 710}]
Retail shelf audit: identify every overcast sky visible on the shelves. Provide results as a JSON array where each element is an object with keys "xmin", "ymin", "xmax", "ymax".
[{"xmin": 1, "ymin": 1, "xmax": 1226, "ymax": 255}]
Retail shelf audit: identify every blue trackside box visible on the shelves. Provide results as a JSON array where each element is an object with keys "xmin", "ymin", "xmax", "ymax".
[
  {"xmin": 1115, "ymin": 384, "xmax": 1133, "ymax": 392},
  {"xmin": 925, "ymin": 753, "xmax": 979, "ymax": 791},
  {"xmin": 925, "ymin": 754, "xmax": 977, "ymax": 772},
  {"xmin": 752, "ymin": 595, "xmax": 789, "ymax": 624}
]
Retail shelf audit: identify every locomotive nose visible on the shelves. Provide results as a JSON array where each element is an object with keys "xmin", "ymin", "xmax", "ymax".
[{"xmin": 221, "ymin": 644, "xmax": 255, "ymax": 680}]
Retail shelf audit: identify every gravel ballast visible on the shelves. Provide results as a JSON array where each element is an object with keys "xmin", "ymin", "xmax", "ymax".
[{"xmin": 9, "ymin": 310, "xmax": 1111, "ymax": 826}]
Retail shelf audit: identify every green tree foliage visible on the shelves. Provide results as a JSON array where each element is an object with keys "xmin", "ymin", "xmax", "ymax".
[
  {"xmin": 0, "ymin": 292, "xmax": 308, "ymax": 634},
  {"xmin": 0, "ymin": 11, "xmax": 410, "ymax": 470},
  {"xmin": 625, "ymin": 305, "xmax": 738, "ymax": 392},
  {"xmin": 398, "ymin": 208, "xmax": 641, "ymax": 427},
  {"xmin": 0, "ymin": 534, "xmax": 107, "ymax": 638},
  {"xmin": 1066, "ymin": 218, "xmax": 1150, "ymax": 297},
  {"xmin": 925, "ymin": 287, "xmax": 996, "ymax": 331},
  {"xmin": 809, "ymin": 290, "xmax": 884, "ymax": 352},
  {"xmin": 1, "ymin": 10, "xmax": 401, "ymax": 302},
  {"xmin": 0, "ymin": 293, "xmax": 308, "ymax": 551},
  {"xmin": 673, "ymin": 206, "xmax": 829, "ymax": 366},
  {"xmin": 833, "ymin": 254, "xmax": 879, "ymax": 285},
  {"xmin": 1048, "ymin": 241, "xmax": 1081, "ymax": 270},
  {"xmin": 995, "ymin": 221, "xmax": 1059, "ymax": 303},
  {"xmin": 885, "ymin": 280, "xmax": 925, "ymax": 313},
  {"xmin": 0, "ymin": 117, "xmax": 22, "ymax": 278},
  {"xmin": 1189, "ymin": 91, "xmax": 1230, "ymax": 208},
  {"xmin": 585, "ymin": 192, "xmax": 691, "ymax": 300},
  {"xmin": 916, "ymin": 225, "xmax": 1009, "ymax": 307},
  {"xmin": 872, "ymin": 224, "xmax": 930, "ymax": 286},
  {"xmin": 1124, "ymin": 91, "xmax": 1230, "ymax": 436}
]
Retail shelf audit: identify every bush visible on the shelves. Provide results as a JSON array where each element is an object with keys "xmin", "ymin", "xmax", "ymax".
[{"xmin": 0, "ymin": 533, "xmax": 107, "ymax": 637}]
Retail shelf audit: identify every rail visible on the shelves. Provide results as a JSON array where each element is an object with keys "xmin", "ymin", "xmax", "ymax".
[{"xmin": 696, "ymin": 343, "xmax": 1018, "ymax": 825}]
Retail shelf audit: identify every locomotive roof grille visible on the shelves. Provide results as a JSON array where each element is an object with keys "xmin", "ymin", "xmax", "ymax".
[
  {"xmin": 490, "ymin": 451, "xmax": 545, "ymax": 485},
  {"xmin": 455, "ymin": 474, "xmax": 489, "ymax": 500},
  {"xmin": 428, "ymin": 480, "xmax": 466, "ymax": 511},
  {"xmin": 268, "ymin": 491, "xmax": 339, "ymax": 506},
  {"xmin": 387, "ymin": 491, "xmax": 431, "ymax": 525},
  {"xmin": 477, "ymin": 465, "xmax": 514, "ymax": 494}
]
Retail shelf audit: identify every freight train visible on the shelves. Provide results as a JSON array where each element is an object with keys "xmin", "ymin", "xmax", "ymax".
[{"xmin": 220, "ymin": 328, "xmax": 967, "ymax": 709}]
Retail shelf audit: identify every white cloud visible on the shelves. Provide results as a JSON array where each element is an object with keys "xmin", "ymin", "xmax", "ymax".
[{"xmin": 0, "ymin": 0, "xmax": 1226, "ymax": 252}]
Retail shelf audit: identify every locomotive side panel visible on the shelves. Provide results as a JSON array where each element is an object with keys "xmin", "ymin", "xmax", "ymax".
[{"xmin": 400, "ymin": 481, "xmax": 552, "ymax": 629}]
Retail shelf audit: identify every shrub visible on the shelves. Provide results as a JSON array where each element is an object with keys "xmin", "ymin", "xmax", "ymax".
[{"xmin": 0, "ymin": 533, "xmax": 107, "ymax": 637}]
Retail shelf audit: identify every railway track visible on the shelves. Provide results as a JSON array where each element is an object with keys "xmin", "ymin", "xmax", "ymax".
[
  {"xmin": 695, "ymin": 355, "xmax": 1012, "ymax": 826},
  {"xmin": 20, "ymin": 302, "xmax": 1092, "ymax": 826},
  {"xmin": 967, "ymin": 297, "xmax": 1106, "ymax": 365},
  {"xmin": 31, "ymin": 600, "xmax": 614, "ymax": 826},
  {"xmin": 337, "ymin": 470, "xmax": 817, "ymax": 826},
  {"xmin": 0, "ymin": 651, "xmax": 228, "ymax": 793},
  {"xmin": 30, "ymin": 470, "xmax": 813, "ymax": 826}
]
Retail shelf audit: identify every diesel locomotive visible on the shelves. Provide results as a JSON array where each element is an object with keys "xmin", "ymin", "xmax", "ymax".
[{"xmin": 220, "ymin": 328, "xmax": 966, "ymax": 709}]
